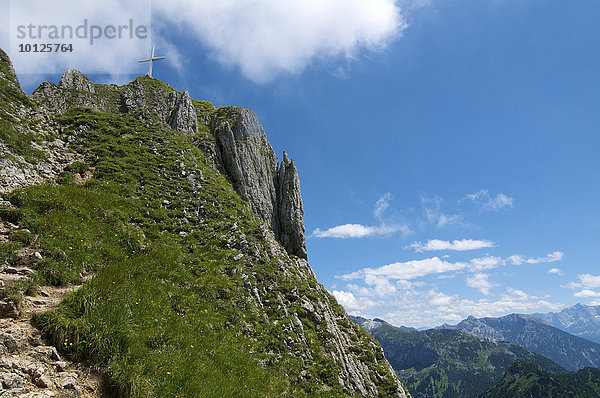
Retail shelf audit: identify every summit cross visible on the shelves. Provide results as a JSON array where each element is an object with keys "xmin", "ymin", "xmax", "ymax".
[{"xmin": 138, "ymin": 46, "xmax": 166, "ymax": 78}]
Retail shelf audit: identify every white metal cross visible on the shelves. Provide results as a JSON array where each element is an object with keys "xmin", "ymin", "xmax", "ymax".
[{"xmin": 138, "ymin": 46, "xmax": 166, "ymax": 78}]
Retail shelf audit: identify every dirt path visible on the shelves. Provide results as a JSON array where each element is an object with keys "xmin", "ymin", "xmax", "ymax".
[{"xmin": 1, "ymin": 221, "xmax": 106, "ymax": 398}]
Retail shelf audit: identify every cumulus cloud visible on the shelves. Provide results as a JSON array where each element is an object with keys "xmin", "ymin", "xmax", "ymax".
[
  {"xmin": 5, "ymin": 0, "xmax": 152, "ymax": 76},
  {"xmin": 312, "ymin": 193, "xmax": 409, "ymax": 239},
  {"xmin": 312, "ymin": 223, "xmax": 403, "ymax": 238},
  {"xmin": 409, "ymin": 239, "xmax": 495, "ymax": 252},
  {"xmin": 332, "ymin": 290, "xmax": 377, "ymax": 311},
  {"xmin": 339, "ymin": 257, "xmax": 465, "ymax": 281},
  {"xmin": 574, "ymin": 290, "xmax": 600, "ymax": 298},
  {"xmin": 5, "ymin": 0, "xmax": 407, "ymax": 84},
  {"xmin": 565, "ymin": 274, "xmax": 600, "ymax": 290},
  {"xmin": 466, "ymin": 273, "xmax": 494, "ymax": 295},
  {"xmin": 463, "ymin": 189, "xmax": 514, "ymax": 212},
  {"xmin": 153, "ymin": 0, "xmax": 406, "ymax": 82},
  {"xmin": 548, "ymin": 268, "xmax": 564, "ymax": 276},
  {"xmin": 508, "ymin": 251, "xmax": 563, "ymax": 265}
]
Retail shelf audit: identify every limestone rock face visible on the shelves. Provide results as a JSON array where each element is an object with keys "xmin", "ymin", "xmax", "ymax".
[
  {"xmin": 167, "ymin": 90, "xmax": 198, "ymax": 134},
  {"xmin": 277, "ymin": 152, "xmax": 307, "ymax": 259},
  {"xmin": 212, "ymin": 108, "xmax": 307, "ymax": 259},
  {"xmin": 58, "ymin": 70, "xmax": 95, "ymax": 93},
  {"xmin": 213, "ymin": 107, "xmax": 279, "ymax": 231}
]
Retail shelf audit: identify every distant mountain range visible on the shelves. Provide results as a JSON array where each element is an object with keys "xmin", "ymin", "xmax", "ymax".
[
  {"xmin": 441, "ymin": 313, "xmax": 600, "ymax": 371},
  {"xmin": 483, "ymin": 361, "xmax": 600, "ymax": 398},
  {"xmin": 351, "ymin": 316, "xmax": 565, "ymax": 398},
  {"xmin": 532, "ymin": 303, "xmax": 600, "ymax": 344}
]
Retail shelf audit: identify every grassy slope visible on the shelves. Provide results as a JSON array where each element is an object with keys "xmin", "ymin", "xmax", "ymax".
[{"xmin": 1, "ymin": 98, "xmax": 400, "ymax": 397}]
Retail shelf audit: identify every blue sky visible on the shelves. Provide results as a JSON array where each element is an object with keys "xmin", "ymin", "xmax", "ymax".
[{"xmin": 4, "ymin": 0, "xmax": 600, "ymax": 328}]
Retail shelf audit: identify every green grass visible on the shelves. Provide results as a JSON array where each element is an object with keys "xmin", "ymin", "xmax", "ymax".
[{"xmin": 0, "ymin": 106, "xmax": 400, "ymax": 397}]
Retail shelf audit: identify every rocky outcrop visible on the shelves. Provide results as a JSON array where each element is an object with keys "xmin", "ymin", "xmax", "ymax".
[
  {"xmin": 33, "ymin": 72, "xmax": 198, "ymax": 133},
  {"xmin": 167, "ymin": 90, "xmax": 198, "ymax": 133},
  {"xmin": 277, "ymin": 152, "xmax": 307, "ymax": 259},
  {"xmin": 212, "ymin": 108, "xmax": 307, "ymax": 258},
  {"xmin": 59, "ymin": 69, "xmax": 95, "ymax": 93}
]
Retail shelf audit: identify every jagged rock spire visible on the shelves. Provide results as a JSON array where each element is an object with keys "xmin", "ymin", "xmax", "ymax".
[{"xmin": 212, "ymin": 109, "xmax": 307, "ymax": 259}]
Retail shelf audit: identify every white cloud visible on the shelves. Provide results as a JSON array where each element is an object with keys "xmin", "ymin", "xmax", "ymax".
[
  {"xmin": 565, "ymin": 274, "xmax": 600, "ymax": 290},
  {"xmin": 548, "ymin": 268, "xmax": 564, "ymax": 276},
  {"xmin": 335, "ymin": 285, "xmax": 563, "ymax": 329},
  {"xmin": 508, "ymin": 251, "xmax": 563, "ymax": 265},
  {"xmin": 339, "ymin": 257, "xmax": 466, "ymax": 281},
  {"xmin": 332, "ymin": 290, "xmax": 377, "ymax": 311},
  {"xmin": 466, "ymin": 273, "xmax": 494, "ymax": 295},
  {"xmin": 409, "ymin": 239, "xmax": 495, "ymax": 252},
  {"xmin": 574, "ymin": 290, "xmax": 600, "ymax": 298},
  {"xmin": 339, "ymin": 251, "xmax": 561, "ymax": 283},
  {"xmin": 312, "ymin": 193, "xmax": 409, "ymax": 239},
  {"xmin": 153, "ymin": 0, "xmax": 406, "ymax": 82},
  {"xmin": 6, "ymin": 0, "xmax": 152, "ymax": 77},
  {"xmin": 468, "ymin": 256, "xmax": 505, "ymax": 271},
  {"xmin": 579, "ymin": 274, "xmax": 600, "ymax": 288},
  {"xmin": 463, "ymin": 189, "xmax": 514, "ymax": 212},
  {"xmin": 312, "ymin": 223, "xmax": 403, "ymax": 238}
]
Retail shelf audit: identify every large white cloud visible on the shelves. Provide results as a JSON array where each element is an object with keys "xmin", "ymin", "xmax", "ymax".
[
  {"xmin": 5, "ymin": 0, "xmax": 152, "ymax": 76},
  {"xmin": 3, "ymin": 0, "xmax": 405, "ymax": 84},
  {"xmin": 153, "ymin": 0, "xmax": 406, "ymax": 82}
]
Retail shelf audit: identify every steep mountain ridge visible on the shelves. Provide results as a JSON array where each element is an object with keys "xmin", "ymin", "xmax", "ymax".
[
  {"xmin": 532, "ymin": 303, "xmax": 600, "ymax": 344},
  {"xmin": 353, "ymin": 316, "xmax": 565, "ymax": 398},
  {"xmin": 0, "ymin": 48, "xmax": 408, "ymax": 397},
  {"xmin": 442, "ymin": 313, "xmax": 600, "ymax": 371},
  {"xmin": 30, "ymin": 69, "xmax": 306, "ymax": 259}
]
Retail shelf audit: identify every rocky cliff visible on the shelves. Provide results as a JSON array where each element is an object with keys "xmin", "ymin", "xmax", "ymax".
[{"xmin": 0, "ymin": 48, "xmax": 408, "ymax": 397}]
